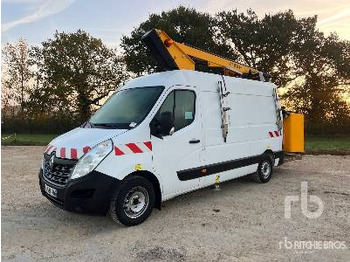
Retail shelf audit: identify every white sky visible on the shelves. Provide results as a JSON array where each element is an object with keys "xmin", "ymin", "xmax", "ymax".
[{"xmin": 1, "ymin": 0, "xmax": 350, "ymax": 48}]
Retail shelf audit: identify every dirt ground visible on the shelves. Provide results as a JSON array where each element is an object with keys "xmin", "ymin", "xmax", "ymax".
[{"xmin": 1, "ymin": 146, "xmax": 350, "ymax": 262}]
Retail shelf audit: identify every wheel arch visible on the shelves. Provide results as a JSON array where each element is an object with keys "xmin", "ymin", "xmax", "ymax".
[
  {"xmin": 263, "ymin": 149, "xmax": 275, "ymax": 162},
  {"xmin": 125, "ymin": 170, "xmax": 162, "ymax": 210}
]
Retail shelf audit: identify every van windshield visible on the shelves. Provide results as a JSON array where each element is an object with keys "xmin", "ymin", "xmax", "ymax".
[{"xmin": 89, "ymin": 86, "xmax": 164, "ymax": 129}]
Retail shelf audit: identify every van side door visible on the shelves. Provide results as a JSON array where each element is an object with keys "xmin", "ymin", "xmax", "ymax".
[{"xmin": 150, "ymin": 87, "xmax": 203, "ymax": 199}]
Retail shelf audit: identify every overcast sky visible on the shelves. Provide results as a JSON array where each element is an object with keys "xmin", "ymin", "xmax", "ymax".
[{"xmin": 2, "ymin": 0, "xmax": 350, "ymax": 48}]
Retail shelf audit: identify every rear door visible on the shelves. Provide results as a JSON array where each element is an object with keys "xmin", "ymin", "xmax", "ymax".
[{"xmin": 151, "ymin": 87, "xmax": 203, "ymax": 198}]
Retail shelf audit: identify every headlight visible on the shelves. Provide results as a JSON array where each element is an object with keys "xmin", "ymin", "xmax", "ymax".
[{"xmin": 70, "ymin": 139, "xmax": 113, "ymax": 180}]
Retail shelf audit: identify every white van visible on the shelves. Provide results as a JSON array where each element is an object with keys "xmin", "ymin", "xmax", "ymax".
[{"xmin": 39, "ymin": 70, "xmax": 284, "ymax": 226}]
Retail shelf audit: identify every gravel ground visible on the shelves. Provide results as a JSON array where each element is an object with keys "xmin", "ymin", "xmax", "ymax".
[{"xmin": 2, "ymin": 146, "xmax": 350, "ymax": 262}]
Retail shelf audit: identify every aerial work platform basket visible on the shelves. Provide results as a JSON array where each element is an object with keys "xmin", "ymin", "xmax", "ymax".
[{"xmin": 283, "ymin": 113, "xmax": 304, "ymax": 153}]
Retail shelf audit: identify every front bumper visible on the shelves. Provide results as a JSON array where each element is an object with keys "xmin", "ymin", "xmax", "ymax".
[{"xmin": 39, "ymin": 169, "xmax": 120, "ymax": 215}]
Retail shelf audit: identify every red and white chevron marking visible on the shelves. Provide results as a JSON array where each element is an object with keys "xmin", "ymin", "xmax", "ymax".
[
  {"xmin": 268, "ymin": 131, "xmax": 280, "ymax": 138},
  {"xmin": 45, "ymin": 141, "xmax": 152, "ymax": 159},
  {"xmin": 45, "ymin": 145, "xmax": 57, "ymax": 155},
  {"xmin": 45, "ymin": 144, "xmax": 91, "ymax": 159},
  {"xmin": 114, "ymin": 141, "xmax": 152, "ymax": 156}
]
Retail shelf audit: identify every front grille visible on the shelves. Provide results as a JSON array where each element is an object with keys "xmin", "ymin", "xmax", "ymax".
[{"xmin": 43, "ymin": 153, "xmax": 77, "ymax": 186}]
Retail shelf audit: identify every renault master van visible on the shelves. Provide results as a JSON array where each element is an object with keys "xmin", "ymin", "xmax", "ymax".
[{"xmin": 39, "ymin": 70, "xmax": 284, "ymax": 226}]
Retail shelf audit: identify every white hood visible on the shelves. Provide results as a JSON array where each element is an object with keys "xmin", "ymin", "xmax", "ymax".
[{"xmin": 44, "ymin": 127, "xmax": 128, "ymax": 159}]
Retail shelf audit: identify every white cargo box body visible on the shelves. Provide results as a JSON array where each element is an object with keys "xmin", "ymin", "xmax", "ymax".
[{"xmin": 39, "ymin": 70, "xmax": 283, "ymax": 221}]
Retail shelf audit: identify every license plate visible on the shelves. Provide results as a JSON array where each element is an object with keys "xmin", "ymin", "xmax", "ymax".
[{"xmin": 44, "ymin": 184, "xmax": 57, "ymax": 198}]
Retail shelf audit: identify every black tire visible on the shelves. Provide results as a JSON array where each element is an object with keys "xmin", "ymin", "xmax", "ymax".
[
  {"xmin": 252, "ymin": 155, "xmax": 274, "ymax": 183},
  {"xmin": 109, "ymin": 176, "xmax": 155, "ymax": 226}
]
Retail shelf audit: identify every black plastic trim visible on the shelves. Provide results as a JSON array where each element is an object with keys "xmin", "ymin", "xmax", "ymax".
[
  {"xmin": 177, "ymin": 154, "xmax": 266, "ymax": 181},
  {"xmin": 39, "ymin": 169, "xmax": 121, "ymax": 215},
  {"xmin": 177, "ymin": 150, "xmax": 285, "ymax": 181}
]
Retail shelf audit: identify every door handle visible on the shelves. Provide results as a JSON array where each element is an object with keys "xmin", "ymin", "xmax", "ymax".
[{"xmin": 189, "ymin": 139, "xmax": 200, "ymax": 144}]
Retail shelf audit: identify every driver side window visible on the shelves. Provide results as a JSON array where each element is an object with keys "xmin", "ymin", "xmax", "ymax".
[{"xmin": 153, "ymin": 90, "xmax": 196, "ymax": 136}]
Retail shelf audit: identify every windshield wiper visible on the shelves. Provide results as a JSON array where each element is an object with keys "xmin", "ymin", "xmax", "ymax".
[
  {"xmin": 92, "ymin": 123, "xmax": 117, "ymax": 128},
  {"xmin": 91, "ymin": 123, "xmax": 132, "ymax": 129},
  {"xmin": 82, "ymin": 121, "xmax": 95, "ymax": 128}
]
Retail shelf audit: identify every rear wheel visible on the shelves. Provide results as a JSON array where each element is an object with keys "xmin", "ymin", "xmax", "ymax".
[
  {"xmin": 109, "ymin": 176, "xmax": 155, "ymax": 226},
  {"xmin": 252, "ymin": 155, "xmax": 274, "ymax": 183}
]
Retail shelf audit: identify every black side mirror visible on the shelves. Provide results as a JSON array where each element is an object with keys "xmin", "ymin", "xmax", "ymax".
[
  {"xmin": 159, "ymin": 111, "xmax": 174, "ymax": 135},
  {"xmin": 150, "ymin": 118, "xmax": 162, "ymax": 139},
  {"xmin": 150, "ymin": 111, "xmax": 174, "ymax": 139}
]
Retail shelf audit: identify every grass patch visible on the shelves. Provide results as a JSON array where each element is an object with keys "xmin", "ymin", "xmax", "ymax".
[
  {"xmin": 2, "ymin": 133, "xmax": 349, "ymax": 155},
  {"xmin": 1, "ymin": 133, "xmax": 58, "ymax": 146},
  {"xmin": 305, "ymin": 135, "xmax": 350, "ymax": 155}
]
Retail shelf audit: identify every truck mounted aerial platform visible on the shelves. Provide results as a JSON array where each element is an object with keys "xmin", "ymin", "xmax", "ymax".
[{"xmin": 142, "ymin": 29, "xmax": 304, "ymax": 153}]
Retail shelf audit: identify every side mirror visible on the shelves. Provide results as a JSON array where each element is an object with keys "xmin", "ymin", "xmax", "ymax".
[
  {"xmin": 150, "ymin": 111, "xmax": 175, "ymax": 138},
  {"xmin": 159, "ymin": 111, "xmax": 174, "ymax": 136},
  {"xmin": 150, "ymin": 119, "xmax": 162, "ymax": 139}
]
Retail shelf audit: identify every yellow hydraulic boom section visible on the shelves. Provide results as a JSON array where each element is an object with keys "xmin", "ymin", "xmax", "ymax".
[{"xmin": 142, "ymin": 29, "xmax": 269, "ymax": 81}]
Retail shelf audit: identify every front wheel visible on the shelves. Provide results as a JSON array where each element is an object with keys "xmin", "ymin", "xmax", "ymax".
[
  {"xmin": 252, "ymin": 156, "xmax": 273, "ymax": 183},
  {"xmin": 109, "ymin": 176, "xmax": 155, "ymax": 226}
]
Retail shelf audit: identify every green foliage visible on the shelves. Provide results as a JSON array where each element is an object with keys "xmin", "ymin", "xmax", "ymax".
[
  {"xmin": 216, "ymin": 9, "xmax": 300, "ymax": 86},
  {"xmin": 283, "ymin": 30, "xmax": 350, "ymax": 133},
  {"xmin": 121, "ymin": 6, "xmax": 232, "ymax": 75},
  {"xmin": 30, "ymin": 30, "xmax": 126, "ymax": 122}
]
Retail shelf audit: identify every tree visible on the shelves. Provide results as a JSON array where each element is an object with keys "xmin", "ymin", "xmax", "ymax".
[
  {"xmin": 216, "ymin": 9, "xmax": 301, "ymax": 86},
  {"xmin": 32, "ymin": 30, "xmax": 126, "ymax": 122},
  {"xmin": 1, "ymin": 39, "xmax": 32, "ymax": 117},
  {"xmin": 121, "ymin": 6, "xmax": 232, "ymax": 75},
  {"xmin": 1, "ymin": 81, "xmax": 18, "ymax": 117},
  {"xmin": 216, "ymin": 9, "xmax": 350, "ymax": 133},
  {"xmin": 284, "ymin": 28, "xmax": 350, "ymax": 133}
]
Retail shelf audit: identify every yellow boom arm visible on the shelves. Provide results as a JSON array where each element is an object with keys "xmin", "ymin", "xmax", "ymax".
[{"xmin": 142, "ymin": 29, "xmax": 269, "ymax": 81}]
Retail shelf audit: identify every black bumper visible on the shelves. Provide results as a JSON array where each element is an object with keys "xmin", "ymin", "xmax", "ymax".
[{"xmin": 39, "ymin": 169, "xmax": 121, "ymax": 215}]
